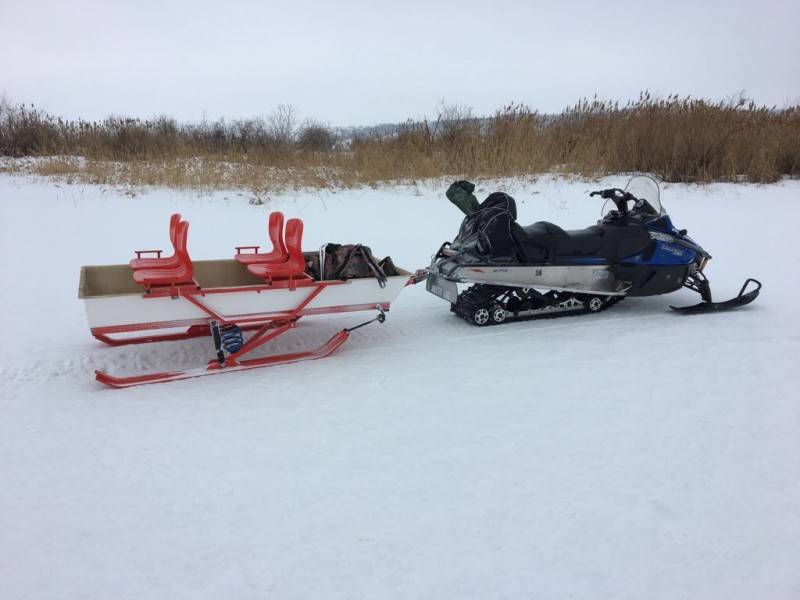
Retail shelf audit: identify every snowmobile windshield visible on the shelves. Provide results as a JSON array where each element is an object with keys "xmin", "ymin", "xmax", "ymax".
[{"xmin": 625, "ymin": 175, "xmax": 663, "ymax": 216}]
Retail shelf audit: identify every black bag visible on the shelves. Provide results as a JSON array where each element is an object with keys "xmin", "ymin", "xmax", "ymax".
[
  {"xmin": 451, "ymin": 192, "xmax": 519, "ymax": 260},
  {"xmin": 306, "ymin": 243, "xmax": 392, "ymax": 287}
]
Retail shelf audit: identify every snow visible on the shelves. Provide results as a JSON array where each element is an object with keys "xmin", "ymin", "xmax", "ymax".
[{"xmin": 1, "ymin": 174, "xmax": 799, "ymax": 599}]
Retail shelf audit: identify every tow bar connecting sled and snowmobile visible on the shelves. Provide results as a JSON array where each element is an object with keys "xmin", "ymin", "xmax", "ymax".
[{"xmin": 424, "ymin": 176, "xmax": 761, "ymax": 325}]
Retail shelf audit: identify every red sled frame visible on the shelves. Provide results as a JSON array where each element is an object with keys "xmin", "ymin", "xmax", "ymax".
[{"xmin": 93, "ymin": 280, "xmax": 391, "ymax": 388}]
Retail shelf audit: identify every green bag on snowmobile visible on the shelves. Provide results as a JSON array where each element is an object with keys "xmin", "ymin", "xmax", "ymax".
[{"xmin": 446, "ymin": 180, "xmax": 480, "ymax": 216}]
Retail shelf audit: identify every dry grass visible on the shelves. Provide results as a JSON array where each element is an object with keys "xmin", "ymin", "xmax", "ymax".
[{"xmin": 1, "ymin": 93, "xmax": 798, "ymax": 191}]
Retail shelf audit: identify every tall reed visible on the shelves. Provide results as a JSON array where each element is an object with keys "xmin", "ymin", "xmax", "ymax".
[{"xmin": 1, "ymin": 93, "xmax": 797, "ymax": 189}]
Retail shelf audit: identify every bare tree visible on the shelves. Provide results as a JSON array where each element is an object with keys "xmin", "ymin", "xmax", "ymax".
[
  {"xmin": 268, "ymin": 104, "xmax": 297, "ymax": 146},
  {"xmin": 435, "ymin": 100, "xmax": 475, "ymax": 144},
  {"xmin": 298, "ymin": 119, "xmax": 337, "ymax": 152},
  {"xmin": 0, "ymin": 92, "xmax": 12, "ymax": 119}
]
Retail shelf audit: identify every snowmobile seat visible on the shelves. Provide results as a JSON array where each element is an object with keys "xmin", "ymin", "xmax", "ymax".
[
  {"xmin": 234, "ymin": 211, "xmax": 290, "ymax": 265},
  {"xmin": 515, "ymin": 221, "xmax": 605, "ymax": 260},
  {"xmin": 129, "ymin": 213, "xmax": 184, "ymax": 270},
  {"xmin": 564, "ymin": 225, "xmax": 606, "ymax": 254},
  {"xmin": 246, "ymin": 218, "xmax": 311, "ymax": 288},
  {"xmin": 132, "ymin": 221, "xmax": 195, "ymax": 288}
]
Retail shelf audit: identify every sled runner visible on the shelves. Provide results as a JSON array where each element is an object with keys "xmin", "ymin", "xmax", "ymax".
[{"xmin": 81, "ymin": 213, "xmax": 412, "ymax": 388}]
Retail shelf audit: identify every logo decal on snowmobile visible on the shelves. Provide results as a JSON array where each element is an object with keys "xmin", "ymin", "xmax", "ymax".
[
  {"xmin": 662, "ymin": 244, "xmax": 688, "ymax": 257},
  {"xmin": 649, "ymin": 231, "xmax": 674, "ymax": 242},
  {"xmin": 592, "ymin": 269, "xmax": 610, "ymax": 279}
]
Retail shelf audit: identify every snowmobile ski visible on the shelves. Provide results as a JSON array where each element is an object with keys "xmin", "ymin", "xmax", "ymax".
[{"xmin": 670, "ymin": 278, "xmax": 761, "ymax": 314}]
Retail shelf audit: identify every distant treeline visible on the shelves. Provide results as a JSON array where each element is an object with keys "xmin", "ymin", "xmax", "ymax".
[{"xmin": 1, "ymin": 93, "xmax": 798, "ymax": 186}]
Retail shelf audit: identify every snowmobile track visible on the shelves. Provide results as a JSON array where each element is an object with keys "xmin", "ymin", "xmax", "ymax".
[{"xmin": 452, "ymin": 283, "xmax": 625, "ymax": 326}]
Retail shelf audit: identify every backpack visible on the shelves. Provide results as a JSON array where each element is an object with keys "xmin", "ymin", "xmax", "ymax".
[{"xmin": 306, "ymin": 243, "xmax": 395, "ymax": 287}]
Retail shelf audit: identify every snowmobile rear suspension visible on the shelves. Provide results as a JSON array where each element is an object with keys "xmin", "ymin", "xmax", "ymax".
[{"xmin": 452, "ymin": 284, "xmax": 623, "ymax": 326}]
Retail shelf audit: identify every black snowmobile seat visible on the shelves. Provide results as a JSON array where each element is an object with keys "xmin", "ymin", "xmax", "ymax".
[
  {"xmin": 513, "ymin": 220, "xmax": 653, "ymax": 263},
  {"xmin": 564, "ymin": 225, "xmax": 606, "ymax": 254},
  {"xmin": 516, "ymin": 221, "xmax": 605, "ymax": 259},
  {"xmin": 451, "ymin": 188, "xmax": 651, "ymax": 264}
]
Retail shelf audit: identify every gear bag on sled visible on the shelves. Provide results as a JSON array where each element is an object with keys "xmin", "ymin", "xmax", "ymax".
[{"xmin": 305, "ymin": 243, "xmax": 398, "ymax": 287}]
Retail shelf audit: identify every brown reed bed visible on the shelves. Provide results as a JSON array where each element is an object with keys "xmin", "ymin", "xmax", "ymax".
[{"xmin": 1, "ymin": 93, "xmax": 797, "ymax": 191}]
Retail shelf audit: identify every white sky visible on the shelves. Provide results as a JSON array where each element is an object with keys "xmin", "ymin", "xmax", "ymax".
[{"xmin": 1, "ymin": 0, "xmax": 798, "ymax": 126}]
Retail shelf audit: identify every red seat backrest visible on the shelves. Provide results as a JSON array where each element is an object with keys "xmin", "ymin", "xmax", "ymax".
[
  {"xmin": 168, "ymin": 213, "xmax": 182, "ymax": 249},
  {"xmin": 284, "ymin": 218, "xmax": 304, "ymax": 264},
  {"xmin": 268, "ymin": 212, "xmax": 288, "ymax": 256},
  {"xmin": 174, "ymin": 221, "xmax": 193, "ymax": 277}
]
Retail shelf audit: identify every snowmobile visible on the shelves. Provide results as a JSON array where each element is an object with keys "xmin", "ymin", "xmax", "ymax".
[{"xmin": 425, "ymin": 175, "xmax": 761, "ymax": 326}]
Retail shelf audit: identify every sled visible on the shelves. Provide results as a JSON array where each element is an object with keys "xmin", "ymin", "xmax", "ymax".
[
  {"xmin": 82, "ymin": 261, "xmax": 411, "ymax": 387},
  {"xmin": 81, "ymin": 214, "xmax": 413, "ymax": 388}
]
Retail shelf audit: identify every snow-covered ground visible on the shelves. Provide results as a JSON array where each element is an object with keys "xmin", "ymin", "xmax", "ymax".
[{"xmin": 1, "ymin": 173, "xmax": 798, "ymax": 599}]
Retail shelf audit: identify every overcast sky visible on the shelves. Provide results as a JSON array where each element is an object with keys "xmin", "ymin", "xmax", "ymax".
[{"xmin": 1, "ymin": 0, "xmax": 798, "ymax": 126}]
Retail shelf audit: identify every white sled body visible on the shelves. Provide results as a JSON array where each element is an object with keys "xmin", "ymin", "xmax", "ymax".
[{"xmin": 80, "ymin": 259, "xmax": 411, "ymax": 335}]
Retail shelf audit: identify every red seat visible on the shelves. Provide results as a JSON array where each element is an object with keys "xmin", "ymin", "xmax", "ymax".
[
  {"xmin": 133, "ymin": 221, "xmax": 195, "ymax": 288},
  {"xmin": 247, "ymin": 218, "xmax": 309, "ymax": 286},
  {"xmin": 130, "ymin": 213, "xmax": 183, "ymax": 270},
  {"xmin": 235, "ymin": 212, "xmax": 289, "ymax": 265}
]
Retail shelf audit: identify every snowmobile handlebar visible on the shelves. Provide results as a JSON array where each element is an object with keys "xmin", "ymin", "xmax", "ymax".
[{"xmin": 590, "ymin": 188, "xmax": 637, "ymax": 216}]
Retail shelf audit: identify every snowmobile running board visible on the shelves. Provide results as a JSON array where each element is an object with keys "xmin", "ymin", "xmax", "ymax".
[{"xmin": 670, "ymin": 278, "xmax": 762, "ymax": 314}]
